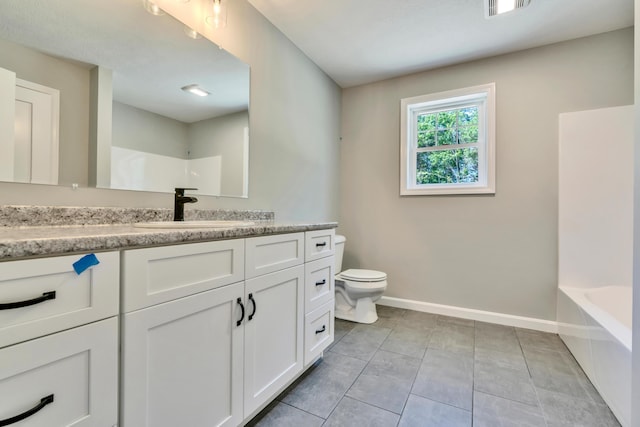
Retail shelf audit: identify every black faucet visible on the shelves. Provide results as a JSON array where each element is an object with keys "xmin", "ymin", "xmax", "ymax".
[{"xmin": 174, "ymin": 188, "xmax": 198, "ymax": 221}]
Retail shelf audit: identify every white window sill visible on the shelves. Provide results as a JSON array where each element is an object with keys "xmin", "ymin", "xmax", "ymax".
[{"xmin": 401, "ymin": 184, "xmax": 495, "ymax": 196}]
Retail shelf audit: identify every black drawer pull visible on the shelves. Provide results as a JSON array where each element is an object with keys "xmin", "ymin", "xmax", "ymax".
[
  {"xmin": 315, "ymin": 242, "xmax": 327, "ymax": 248},
  {"xmin": 248, "ymin": 293, "xmax": 257, "ymax": 321},
  {"xmin": 315, "ymin": 325, "xmax": 326, "ymax": 334},
  {"xmin": 0, "ymin": 291, "xmax": 56, "ymax": 310},
  {"xmin": 0, "ymin": 394, "xmax": 54, "ymax": 426},
  {"xmin": 315, "ymin": 279, "xmax": 326, "ymax": 287},
  {"xmin": 237, "ymin": 298, "xmax": 245, "ymax": 327}
]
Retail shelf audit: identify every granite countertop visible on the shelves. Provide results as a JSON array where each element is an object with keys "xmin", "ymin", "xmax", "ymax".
[{"xmin": 0, "ymin": 206, "xmax": 337, "ymax": 261}]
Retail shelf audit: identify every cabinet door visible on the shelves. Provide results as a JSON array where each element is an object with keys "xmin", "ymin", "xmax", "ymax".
[
  {"xmin": 121, "ymin": 282, "xmax": 244, "ymax": 427},
  {"xmin": 0, "ymin": 317, "xmax": 118, "ymax": 427},
  {"xmin": 244, "ymin": 266, "xmax": 304, "ymax": 417}
]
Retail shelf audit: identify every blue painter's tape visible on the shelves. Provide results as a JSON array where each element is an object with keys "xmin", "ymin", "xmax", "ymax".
[{"xmin": 73, "ymin": 253, "xmax": 100, "ymax": 275}]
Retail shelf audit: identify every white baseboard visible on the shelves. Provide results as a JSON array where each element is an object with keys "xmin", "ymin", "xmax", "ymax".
[{"xmin": 378, "ymin": 296, "xmax": 558, "ymax": 333}]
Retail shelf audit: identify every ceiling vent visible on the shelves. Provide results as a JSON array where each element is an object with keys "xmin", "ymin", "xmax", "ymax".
[{"xmin": 485, "ymin": 0, "xmax": 531, "ymax": 18}]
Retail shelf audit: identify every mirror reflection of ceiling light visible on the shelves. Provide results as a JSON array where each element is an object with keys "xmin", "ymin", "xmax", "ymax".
[
  {"xmin": 181, "ymin": 84, "xmax": 210, "ymax": 97},
  {"xmin": 485, "ymin": 0, "xmax": 531, "ymax": 18}
]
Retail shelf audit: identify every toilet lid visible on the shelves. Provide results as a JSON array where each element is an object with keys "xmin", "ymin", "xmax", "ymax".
[{"xmin": 339, "ymin": 269, "xmax": 387, "ymax": 282}]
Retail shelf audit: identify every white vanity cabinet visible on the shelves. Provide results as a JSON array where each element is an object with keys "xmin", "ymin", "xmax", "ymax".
[
  {"xmin": 120, "ymin": 241, "xmax": 246, "ymax": 427},
  {"xmin": 0, "ymin": 252, "xmax": 119, "ymax": 427},
  {"xmin": 119, "ymin": 229, "xmax": 334, "ymax": 427}
]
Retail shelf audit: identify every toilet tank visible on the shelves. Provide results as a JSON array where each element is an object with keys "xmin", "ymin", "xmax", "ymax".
[{"xmin": 335, "ymin": 235, "xmax": 346, "ymax": 273}]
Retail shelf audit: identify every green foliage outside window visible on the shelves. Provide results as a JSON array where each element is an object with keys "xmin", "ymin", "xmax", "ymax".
[
  {"xmin": 417, "ymin": 149, "xmax": 478, "ymax": 184},
  {"xmin": 415, "ymin": 106, "xmax": 479, "ymax": 184}
]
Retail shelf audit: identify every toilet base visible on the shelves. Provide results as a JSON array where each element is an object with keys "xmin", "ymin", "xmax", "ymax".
[{"xmin": 334, "ymin": 291, "xmax": 379, "ymax": 324}]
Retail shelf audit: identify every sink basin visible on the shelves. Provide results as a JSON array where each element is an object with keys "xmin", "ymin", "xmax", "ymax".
[{"xmin": 134, "ymin": 220, "xmax": 255, "ymax": 229}]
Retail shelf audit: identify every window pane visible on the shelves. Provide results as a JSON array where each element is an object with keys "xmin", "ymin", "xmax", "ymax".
[
  {"xmin": 437, "ymin": 110, "xmax": 457, "ymax": 130},
  {"xmin": 417, "ymin": 113, "xmax": 436, "ymax": 131},
  {"xmin": 437, "ymin": 129, "xmax": 456, "ymax": 145},
  {"xmin": 458, "ymin": 107, "xmax": 478, "ymax": 126},
  {"xmin": 416, "ymin": 148, "xmax": 479, "ymax": 184},
  {"xmin": 458, "ymin": 125, "xmax": 478, "ymax": 144},
  {"xmin": 418, "ymin": 130, "xmax": 436, "ymax": 148}
]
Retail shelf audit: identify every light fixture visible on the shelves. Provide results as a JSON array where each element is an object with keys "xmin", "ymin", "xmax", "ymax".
[
  {"xmin": 142, "ymin": 0, "xmax": 165, "ymax": 16},
  {"xmin": 485, "ymin": 0, "xmax": 531, "ymax": 18},
  {"xmin": 206, "ymin": 0, "xmax": 228, "ymax": 29},
  {"xmin": 183, "ymin": 26, "xmax": 202, "ymax": 39},
  {"xmin": 181, "ymin": 84, "xmax": 210, "ymax": 97}
]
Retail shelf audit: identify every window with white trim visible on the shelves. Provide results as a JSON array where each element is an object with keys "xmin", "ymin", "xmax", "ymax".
[{"xmin": 400, "ymin": 83, "xmax": 496, "ymax": 195}]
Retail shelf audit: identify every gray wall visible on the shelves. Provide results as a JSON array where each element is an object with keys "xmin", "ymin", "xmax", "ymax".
[
  {"xmin": 632, "ymin": 0, "xmax": 639, "ymax": 424},
  {"xmin": 189, "ymin": 110, "xmax": 248, "ymax": 196},
  {"xmin": 340, "ymin": 28, "xmax": 633, "ymax": 321},
  {"xmin": 0, "ymin": 0, "xmax": 342, "ymax": 223},
  {"xmin": 112, "ymin": 101, "xmax": 189, "ymax": 159},
  {"xmin": 0, "ymin": 38, "xmax": 90, "ymax": 186}
]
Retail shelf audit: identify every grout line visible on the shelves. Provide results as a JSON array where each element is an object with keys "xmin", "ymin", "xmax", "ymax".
[
  {"xmin": 517, "ymin": 331, "xmax": 551, "ymax": 427},
  {"xmin": 278, "ymin": 401, "xmax": 326, "ymax": 422}
]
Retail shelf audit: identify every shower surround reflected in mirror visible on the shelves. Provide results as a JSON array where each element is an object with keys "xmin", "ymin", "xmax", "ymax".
[{"xmin": 0, "ymin": 0, "xmax": 250, "ymax": 198}]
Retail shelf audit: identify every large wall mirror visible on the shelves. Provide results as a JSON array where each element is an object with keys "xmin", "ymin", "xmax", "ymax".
[{"xmin": 0, "ymin": 0, "xmax": 250, "ymax": 197}]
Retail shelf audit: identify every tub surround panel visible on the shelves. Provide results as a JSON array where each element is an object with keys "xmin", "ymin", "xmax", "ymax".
[
  {"xmin": 0, "ymin": 205, "xmax": 274, "ymax": 227},
  {"xmin": 558, "ymin": 106, "xmax": 633, "ymax": 290}
]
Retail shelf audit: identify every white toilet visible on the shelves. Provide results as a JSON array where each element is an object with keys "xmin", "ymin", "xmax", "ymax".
[{"xmin": 334, "ymin": 235, "xmax": 387, "ymax": 324}]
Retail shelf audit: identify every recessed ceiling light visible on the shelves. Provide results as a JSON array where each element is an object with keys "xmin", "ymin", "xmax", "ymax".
[
  {"xmin": 181, "ymin": 84, "xmax": 210, "ymax": 97},
  {"xmin": 485, "ymin": 0, "xmax": 531, "ymax": 18}
]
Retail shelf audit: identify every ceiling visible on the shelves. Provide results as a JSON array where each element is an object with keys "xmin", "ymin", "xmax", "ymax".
[
  {"xmin": 248, "ymin": 0, "xmax": 634, "ymax": 88},
  {"xmin": 0, "ymin": 0, "xmax": 249, "ymax": 123}
]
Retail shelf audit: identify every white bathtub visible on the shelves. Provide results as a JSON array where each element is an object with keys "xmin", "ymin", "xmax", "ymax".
[{"xmin": 557, "ymin": 286, "xmax": 631, "ymax": 427}]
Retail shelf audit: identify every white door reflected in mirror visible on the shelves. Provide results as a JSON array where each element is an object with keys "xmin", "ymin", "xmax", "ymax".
[{"xmin": 0, "ymin": 67, "xmax": 59, "ymax": 185}]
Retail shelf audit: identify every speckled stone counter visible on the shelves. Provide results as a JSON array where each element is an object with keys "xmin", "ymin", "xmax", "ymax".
[
  {"xmin": 0, "ymin": 206, "xmax": 337, "ymax": 260},
  {"xmin": 0, "ymin": 205, "xmax": 274, "ymax": 227}
]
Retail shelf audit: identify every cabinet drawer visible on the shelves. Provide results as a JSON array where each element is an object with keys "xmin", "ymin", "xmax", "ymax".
[
  {"xmin": 305, "ymin": 256, "xmax": 335, "ymax": 314},
  {"xmin": 245, "ymin": 233, "xmax": 304, "ymax": 279},
  {"xmin": 0, "ymin": 252, "xmax": 119, "ymax": 348},
  {"xmin": 305, "ymin": 229, "xmax": 335, "ymax": 262},
  {"xmin": 122, "ymin": 239, "xmax": 244, "ymax": 313},
  {"xmin": 304, "ymin": 300, "xmax": 334, "ymax": 366},
  {"xmin": 0, "ymin": 317, "xmax": 118, "ymax": 427}
]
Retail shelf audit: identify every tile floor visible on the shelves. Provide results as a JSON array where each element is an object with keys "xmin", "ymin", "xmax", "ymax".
[{"xmin": 247, "ymin": 306, "xmax": 621, "ymax": 427}]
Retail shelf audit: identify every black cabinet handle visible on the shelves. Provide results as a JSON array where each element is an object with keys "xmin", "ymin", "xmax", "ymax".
[
  {"xmin": 315, "ymin": 279, "xmax": 326, "ymax": 287},
  {"xmin": 0, "ymin": 394, "xmax": 54, "ymax": 426},
  {"xmin": 315, "ymin": 242, "xmax": 327, "ymax": 248},
  {"xmin": 315, "ymin": 325, "xmax": 326, "ymax": 334},
  {"xmin": 0, "ymin": 291, "xmax": 56, "ymax": 310},
  {"xmin": 248, "ymin": 293, "xmax": 257, "ymax": 321},
  {"xmin": 237, "ymin": 298, "xmax": 245, "ymax": 326}
]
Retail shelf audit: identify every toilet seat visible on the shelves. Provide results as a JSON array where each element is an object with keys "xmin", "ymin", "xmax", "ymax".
[{"xmin": 338, "ymin": 269, "xmax": 386, "ymax": 282}]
